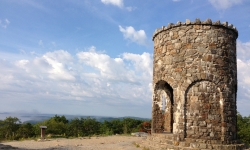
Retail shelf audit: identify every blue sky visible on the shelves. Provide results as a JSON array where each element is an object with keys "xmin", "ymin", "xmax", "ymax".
[{"xmin": 0, "ymin": 0, "xmax": 250, "ymax": 119}]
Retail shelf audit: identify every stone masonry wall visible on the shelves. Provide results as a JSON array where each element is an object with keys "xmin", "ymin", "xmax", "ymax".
[
  {"xmin": 186, "ymin": 81, "xmax": 221, "ymax": 140},
  {"xmin": 152, "ymin": 18, "xmax": 238, "ymax": 145}
]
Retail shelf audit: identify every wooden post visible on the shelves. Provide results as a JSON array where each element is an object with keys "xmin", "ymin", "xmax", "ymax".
[{"xmin": 40, "ymin": 126, "xmax": 47, "ymax": 139}]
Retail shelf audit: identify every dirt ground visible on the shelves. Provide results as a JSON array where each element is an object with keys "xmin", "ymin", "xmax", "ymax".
[{"xmin": 0, "ymin": 135, "xmax": 146, "ymax": 150}]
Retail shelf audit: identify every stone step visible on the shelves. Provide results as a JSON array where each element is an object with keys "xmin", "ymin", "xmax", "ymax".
[
  {"xmin": 151, "ymin": 133, "xmax": 174, "ymax": 140},
  {"xmin": 139, "ymin": 135, "xmax": 246, "ymax": 150}
]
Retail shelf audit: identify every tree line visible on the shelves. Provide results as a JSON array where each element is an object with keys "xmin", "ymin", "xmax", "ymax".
[
  {"xmin": 0, "ymin": 112, "xmax": 249, "ymax": 145},
  {"xmin": 0, "ymin": 115, "xmax": 150, "ymax": 141}
]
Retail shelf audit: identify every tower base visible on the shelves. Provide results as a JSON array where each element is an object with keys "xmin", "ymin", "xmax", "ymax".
[{"xmin": 138, "ymin": 133, "xmax": 246, "ymax": 150}]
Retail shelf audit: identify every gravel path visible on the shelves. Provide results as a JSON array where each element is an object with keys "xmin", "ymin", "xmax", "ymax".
[{"xmin": 0, "ymin": 136, "xmax": 145, "ymax": 150}]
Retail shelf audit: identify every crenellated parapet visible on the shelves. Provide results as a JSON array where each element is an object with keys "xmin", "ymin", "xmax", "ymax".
[{"xmin": 152, "ymin": 18, "xmax": 238, "ymax": 40}]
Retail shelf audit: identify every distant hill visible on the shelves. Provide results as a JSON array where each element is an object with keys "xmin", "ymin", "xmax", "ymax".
[
  {"xmin": 24, "ymin": 115, "xmax": 151, "ymax": 124},
  {"xmin": 0, "ymin": 112, "xmax": 151, "ymax": 124}
]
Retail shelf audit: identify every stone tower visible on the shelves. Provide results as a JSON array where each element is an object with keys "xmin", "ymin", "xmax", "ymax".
[{"xmin": 149, "ymin": 19, "xmax": 244, "ymax": 149}]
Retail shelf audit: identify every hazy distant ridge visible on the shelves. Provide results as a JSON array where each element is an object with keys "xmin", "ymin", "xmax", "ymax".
[{"xmin": 0, "ymin": 112, "xmax": 150, "ymax": 124}]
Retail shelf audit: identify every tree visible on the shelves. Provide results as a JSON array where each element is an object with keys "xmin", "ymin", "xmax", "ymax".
[
  {"xmin": 16, "ymin": 123, "xmax": 35, "ymax": 139},
  {"xmin": 82, "ymin": 117, "xmax": 100, "ymax": 136},
  {"xmin": 45, "ymin": 115, "xmax": 69, "ymax": 135},
  {"xmin": 67, "ymin": 118, "xmax": 84, "ymax": 137},
  {"xmin": 122, "ymin": 118, "xmax": 144, "ymax": 134},
  {"xmin": 100, "ymin": 120, "xmax": 113, "ymax": 135},
  {"xmin": 237, "ymin": 112, "xmax": 250, "ymax": 145},
  {"xmin": 0, "ymin": 117, "xmax": 21, "ymax": 140},
  {"xmin": 33, "ymin": 115, "xmax": 69, "ymax": 137},
  {"xmin": 109, "ymin": 119, "xmax": 123, "ymax": 134},
  {"xmin": 53, "ymin": 115, "xmax": 69, "ymax": 124}
]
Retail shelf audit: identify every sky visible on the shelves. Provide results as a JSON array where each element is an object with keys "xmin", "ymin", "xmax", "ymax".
[{"xmin": 0, "ymin": 0, "xmax": 250, "ymax": 119}]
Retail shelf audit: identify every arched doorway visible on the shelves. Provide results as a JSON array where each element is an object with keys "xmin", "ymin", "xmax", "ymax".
[{"xmin": 153, "ymin": 80, "xmax": 173, "ymax": 133}]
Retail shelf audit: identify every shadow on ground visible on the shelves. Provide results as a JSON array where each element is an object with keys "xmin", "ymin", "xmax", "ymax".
[{"xmin": 0, "ymin": 143, "xmax": 19, "ymax": 149}]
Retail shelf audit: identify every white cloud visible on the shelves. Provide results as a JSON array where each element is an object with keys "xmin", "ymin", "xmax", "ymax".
[
  {"xmin": 101, "ymin": 0, "xmax": 123, "ymax": 8},
  {"xmin": 14, "ymin": 50, "xmax": 75, "ymax": 81},
  {"xmin": 237, "ymin": 59, "xmax": 250, "ymax": 116},
  {"xmin": 0, "ymin": 47, "xmax": 153, "ymax": 117},
  {"xmin": 208, "ymin": 0, "xmax": 242, "ymax": 10},
  {"xmin": 38, "ymin": 40, "xmax": 43, "ymax": 46},
  {"xmin": 238, "ymin": 59, "xmax": 250, "ymax": 85},
  {"xmin": 126, "ymin": 6, "xmax": 137, "ymax": 12},
  {"xmin": 237, "ymin": 41, "xmax": 250, "ymax": 85},
  {"xmin": 19, "ymin": 49, "xmax": 26, "ymax": 55},
  {"xmin": 173, "ymin": 0, "xmax": 181, "ymax": 2},
  {"xmin": 0, "ymin": 19, "xmax": 10, "ymax": 28},
  {"xmin": 5, "ymin": 19, "xmax": 10, "ymax": 24},
  {"xmin": 237, "ymin": 40, "xmax": 250, "ymax": 116},
  {"xmin": 44, "ymin": 50, "xmax": 73, "ymax": 63},
  {"xmin": 51, "ymin": 42, "xmax": 56, "ymax": 47},
  {"xmin": 122, "ymin": 52, "xmax": 152, "ymax": 78},
  {"xmin": 77, "ymin": 46, "xmax": 137, "ymax": 83},
  {"xmin": 101, "ymin": 0, "xmax": 135, "ymax": 11},
  {"xmin": 42, "ymin": 51, "xmax": 75, "ymax": 81},
  {"xmin": 237, "ymin": 40, "xmax": 250, "ymax": 61},
  {"xmin": 119, "ymin": 25, "xmax": 148, "ymax": 46}
]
